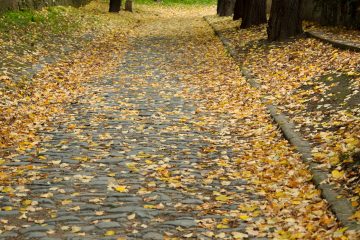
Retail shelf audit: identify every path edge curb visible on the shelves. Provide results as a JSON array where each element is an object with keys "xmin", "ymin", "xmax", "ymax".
[
  {"xmin": 305, "ymin": 31, "xmax": 360, "ymax": 52},
  {"xmin": 203, "ymin": 15, "xmax": 360, "ymax": 231}
]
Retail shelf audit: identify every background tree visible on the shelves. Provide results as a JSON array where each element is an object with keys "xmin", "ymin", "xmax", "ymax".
[
  {"xmin": 233, "ymin": 0, "xmax": 245, "ymax": 20},
  {"xmin": 125, "ymin": 0, "xmax": 133, "ymax": 12},
  {"xmin": 317, "ymin": 0, "xmax": 360, "ymax": 28},
  {"xmin": 267, "ymin": 0, "xmax": 303, "ymax": 41},
  {"xmin": 240, "ymin": 0, "xmax": 267, "ymax": 28},
  {"xmin": 217, "ymin": 0, "xmax": 236, "ymax": 17},
  {"xmin": 109, "ymin": 0, "xmax": 121, "ymax": 12}
]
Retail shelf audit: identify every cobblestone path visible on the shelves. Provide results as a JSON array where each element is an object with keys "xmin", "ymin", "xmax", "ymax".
[{"xmin": 0, "ymin": 10, "xmax": 342, "ymax": 240}]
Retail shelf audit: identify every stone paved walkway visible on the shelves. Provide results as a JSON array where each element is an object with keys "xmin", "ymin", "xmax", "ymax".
[
  {"xmin": 1, "ymin": 23, "xmax": 260, "ymax": 240},
  {"xmin": 0, "ymin": 9, "xmax": 347, "ymax": 240}
]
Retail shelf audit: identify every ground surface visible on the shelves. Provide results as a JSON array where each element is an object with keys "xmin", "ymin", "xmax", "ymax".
[
  {"xmin": 206, "ymin": 15, "xmax": 360, "ymax": 224},
  {"xmin": 0, "ymin": 2, "xmax": 359, "ymax": 240}
]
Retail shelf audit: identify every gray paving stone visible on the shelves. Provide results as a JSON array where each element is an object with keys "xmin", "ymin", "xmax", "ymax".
[
  {"xmin": 49, "ymin": 216, "xmax": 81, "ymax": 222},
  {"xmin": 95, "ymin": 221, "xmax": 121, "ymax": 229},
  {"xmin": 181, "ymin": 198, "xmax": 204, "ymax": 204},
  {"xmin": 33, "ymin": 198, "xmax": 55, "ymax": 204},
  {"xmin": 79, "ymin": 204, "xmax": 101, "ymax": 211},
  {"xmin": 0, "ymin": 210, "xmax": 19, "ymax": 216},
  {"xmin": 20, "ymin": 225, "xmax": 54, "ymax": 234},
  {"xmin": 90, "ymin": 213, "xmax": 127, "ymax": 220},
  {"xmin": 27, "ymin": 232, "xmax": 48, "ymax": 238},
  {"xmin": 81, "ymin": 226, "xmax": 96, "ymax": 232},
  {"xmin": 107, "ymin": 206, "xmax": 147, "ymax": 213},
  {"xmin": 0, "ymin": 232, "xmax": 19, "ymax": 238},
  {"xmin": 163, "ymin": 219, "xmax": 196, "ymax": 228},
  {"xmin": 143, "ymin": 232, "xmax": 164, "ymax": 240},
  {"xmin": 40, "ymin": 238, "xmax": 62, "ymax": 240}
]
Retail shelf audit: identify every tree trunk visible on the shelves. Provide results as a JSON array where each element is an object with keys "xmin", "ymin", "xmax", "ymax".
[
  {"xmin": 109, "ymin": 0, "xmax": 121, "ymax": 13},
  {"xmin": 318, "ymin": 0, "xmax": 360, "ymax": 28},
  {"xmin": 240, "ymin": 0, "xmax": 267, "ymax": 28},
  {"xmin": 217, "ymin": 0, "xmax": 236, "ymax": 17},
  {"xmin": 233, "ymin": 0, "xmax": 245, "ymax": 20},
  {"xmin": 125, "ymin": 0, "xmax": 133, "ymax": 12},
  {"xmin": 267, "ymin": 0, "xmax": 303, "ymax": 41}
]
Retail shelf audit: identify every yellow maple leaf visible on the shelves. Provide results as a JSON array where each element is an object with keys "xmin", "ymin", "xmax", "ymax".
[
  {"xmin": 215, "ymin": 195, "xmax": 230, "ymax": 202},
  {"xmin": 126, "ymin": 163, "xmax": 139, "ymax": 172},
  {"xmin": 144, "ymin": 204, "xmax": 156, "ymax": 209},
  {"xmin": 104, "ymin": 230, "xmax": 116, "ymax": 236},
  {"xmin": 347, "ymin": 71, "xmax": 358, "ymax": 76},
  {"xmin": 61, "ymin": 199, "xmax": 72, "ymax": 205},
  {"xmin": 71, "ymin": 226, "xmax": 81, "ymax": 233},
  {"xmin": 115, "ymin": 186, "xmax": 128, "ymax": 193},
  {"xmin": 238, "ymin": 205, "xmax": 257, "ymax": 212},
  {"xmin": 67, "ymin": 124, "xmax": 76, "ymax": 129},
  {"xmin": 0, "ymin": 172, "xmax": 9, "ymax": 181},
  {"xmin": 313, "ymin": 152, "xmax": 327, "ymax": 161},
  {"xmin": 232, "ymin": 232, "xmax": 248, "ymax": 239},
  {"xmin": 239, "ymin": 215, "xmax": 250, "ymax": 221},
  {"xmin": 351, "ymin": 210, "xmax": 360, "ymax": 220},
  {"xmin": 1, "ymin": 186, "xmax": 13, "ymax": 193},
  {"xmin": 22, "ymin": 199, "xmax": 32, "ymax": 206},
  {"xmin": 331, "ymin": 170, "xmax": 345, "ymax": 179},
  {"xmin": 216, "ymin": 223, "xmax": 229, "ymax": 229},
  {"xmin": 72, "ymin": 156, "xmax": 89, "ymax": 161},
  {"xmin": 3, "ymin": 206, "xmax": 13, "ymax": 211},
  {"xmin": 147, "ymin": 182, "xmax": 156, "ymax": 187}
]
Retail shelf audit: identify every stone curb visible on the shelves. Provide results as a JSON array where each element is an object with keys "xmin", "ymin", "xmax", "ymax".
[
  {"xmin": 306, "ymin": 31, "xmax": 360, "ymax": 52},
  {"xmin": 204, "ymin": 15, "xmax": 360, "ymax": 231}
]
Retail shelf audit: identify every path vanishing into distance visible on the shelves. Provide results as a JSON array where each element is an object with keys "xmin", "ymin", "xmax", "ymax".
[{"xmin": 0, "ymin": 5, "xmax": 353, "ymax": 240}]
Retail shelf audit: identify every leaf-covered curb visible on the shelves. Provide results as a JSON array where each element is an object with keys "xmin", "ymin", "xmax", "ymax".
[
  {"xmin": 306, "ymin": 31, "xmax": 360, "ymax": 52},
  {"xmin": 204, "ymin": 15, "xmax": 360, "ymax": 231}
]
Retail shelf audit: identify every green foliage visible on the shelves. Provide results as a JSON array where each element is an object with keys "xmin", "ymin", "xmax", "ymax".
[
  {"xmin": 0, "ymin": 6, "xmax": 81, "ymax": 34},
  {"xmin": 0, "ymin": 10, "xmax": 46, "ymax": 28},
  {"xmin": 135, "ymin": 0, "xmax": 216, "ymax": 5}
]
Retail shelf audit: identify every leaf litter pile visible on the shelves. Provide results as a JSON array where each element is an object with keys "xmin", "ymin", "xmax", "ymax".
[
  {"xmin": 207, "ymin": 15, "xmax": 360, "ymax": 226},
  {"xmin": 0, "ymin": 2, "xmax": 359, "ymax": 239}
]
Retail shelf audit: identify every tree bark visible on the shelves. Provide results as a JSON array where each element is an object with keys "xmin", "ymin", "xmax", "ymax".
[
  {"xmin": 267, "ymin": 0, "xmax": 303, "ymax": 41},
  {"xmin": 217, "ymin": 0, "xmax": 220, "ymax": 15},
  {"xmin": 318, "ymin": 0, "xmax": 360, "ymax": 28},
  {"xmin": 125, "ymin": 0, "xmax": 133, "ymax": 12},
  {"xmin": 217, "ymin": 0, "xmax": 236, "ymax": 17},
  {"xmin": 240, "ymin": 0, "xmax": 267, "ymax": 28},
  {"xmin": 233, "ymin": 0, "xmax": 245, "ymax": 20},
  {"xmin": 109, "ymin": 0, "xmax": 121, "ymax": 13}
]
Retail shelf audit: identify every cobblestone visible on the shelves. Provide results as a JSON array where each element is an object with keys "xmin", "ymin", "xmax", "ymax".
[{"xmin": 0, "ymin": 8, "xmax": 345, "ymax": 240}]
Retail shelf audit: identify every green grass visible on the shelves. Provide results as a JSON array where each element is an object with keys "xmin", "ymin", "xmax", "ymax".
[
  {"xmin": 135, "ymin": 0, "xmax": 216, "ymax": 5},
  {"xmin": 0, "ymin": 10, "xmax": 46, "ymax": 28},
  {"xmin": 0, "ymin": 6, "xmax": 82, "ymax": 34},
  {"xmin": 0, "ymin": 0, "xmax": 216, "ymax": 38}
]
